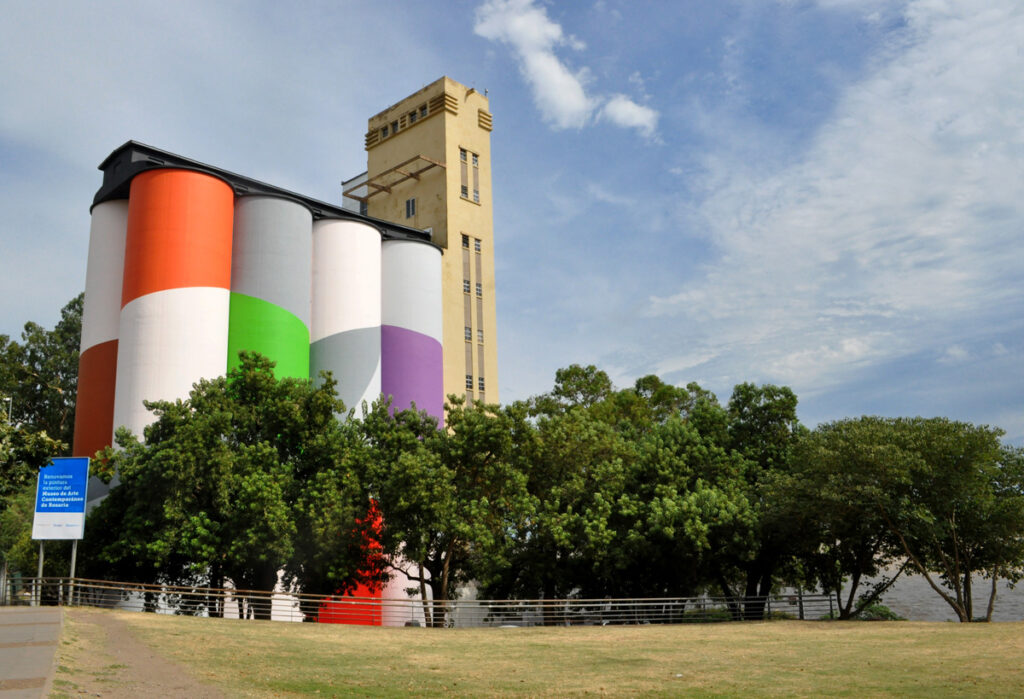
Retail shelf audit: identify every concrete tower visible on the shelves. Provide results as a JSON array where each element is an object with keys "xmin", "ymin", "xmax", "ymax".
[{"xmin": 345, "ymin": 77, "xmax": 499, "ymax": 405}]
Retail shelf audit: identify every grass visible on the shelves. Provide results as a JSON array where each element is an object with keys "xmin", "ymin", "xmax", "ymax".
[
  {"xmin": 50, "ymin": 611, "xmax": 126, "ymax": 698},
  {"xmin": 63, "ymin": 610, "xmax": 1024, "ymax": 697}
]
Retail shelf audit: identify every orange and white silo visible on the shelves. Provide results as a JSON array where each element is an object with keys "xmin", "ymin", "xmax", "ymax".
[{"xmin": 111, "ymin": 169, "xmax": 234, "ymax": 440}]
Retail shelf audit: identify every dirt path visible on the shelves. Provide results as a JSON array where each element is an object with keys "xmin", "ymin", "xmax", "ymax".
[{"xmin": 52, "ymin": 608, "xmax": 224, "ymax": 698}]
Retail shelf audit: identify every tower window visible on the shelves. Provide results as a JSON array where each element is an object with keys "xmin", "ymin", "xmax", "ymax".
[
  {"xmin": 461, "ymin": 185, "xmax": 469, "ymax": 197},
  {"xmin": 465, "ymin": 374, "xmax": 473, "ymax": 390},
  {"xmin": 419, "ymin": 104, "xmax": 428, "ymax": 118},
  {"xmin": 474, "ymin": 238, "xmax": 481, "ymax": 252},
  {"xmin": 465, "ymin": 326, "xmax": 472, "ymax": 341},
  {"xmin": 391, "ymin": 120, "xmax": 399, "ymax": 134},
  {"xmin": 472, "ymin": 153, "xmax": 479, "ymax": 166},
  {"xmin": 409, "ymin": 110, "xmax": 417, "ymax": 124},
  {"xmin": 381, "ymin": 125, "xmax": 389, "ymax": 138},
  {"xmin": 478, "ymin": 376, "xmax": 485, "ymax": 392},
  {"xmin": 460, "ymin": 148, "xmax": 467, "ymax": 162},
  {"xmin": 463, "ymin": 279, "xmax": 470, "ymax": 293},
  {"xmin": 462, "ymin": 234, "xmax": 470, "ymax": 248},
  {"xmin": 405, "ymin": 198, "xmax": 416, "ymax": 218},
  {"xmin": 473, "ymin": 189, "xmax": 480, "ymax": 203},
  {"xmin": 475, "ymin": 282, "xmax": 482, "ymax": 298},
  {"xmin": 477, "ymin": 329, "xmax": 483, "ymax": 343}
]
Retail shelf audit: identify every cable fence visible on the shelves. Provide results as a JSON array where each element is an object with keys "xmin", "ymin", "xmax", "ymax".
[{"xmin": 1, "ymin": 576, "xmax": 840, "ymax": 626}]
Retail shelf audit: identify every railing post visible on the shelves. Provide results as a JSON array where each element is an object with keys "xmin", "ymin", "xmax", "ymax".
[{"xmin": 35, "ymin": 543, "xmax": 45, "ymax": 607}]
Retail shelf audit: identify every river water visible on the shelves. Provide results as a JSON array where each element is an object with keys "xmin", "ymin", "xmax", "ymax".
[{"xmin": 856, "ymin": 571, "xmax": 1024, "ymax": 621}]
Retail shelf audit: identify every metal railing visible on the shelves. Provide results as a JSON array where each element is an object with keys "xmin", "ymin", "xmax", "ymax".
[{"xmin": 1, "ymin": 576, "xmax": 839, "ymax": 626}]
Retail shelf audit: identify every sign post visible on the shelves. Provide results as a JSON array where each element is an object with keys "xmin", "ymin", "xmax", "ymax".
[{"xmin": 32, "ymin": 457, "xmax": 89, "ymax": 606}]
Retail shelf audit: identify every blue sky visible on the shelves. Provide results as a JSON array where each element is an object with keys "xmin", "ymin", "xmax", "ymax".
[{"xmin": 1, "ymin": 0, "xmax": 1021, "ymax": 443}]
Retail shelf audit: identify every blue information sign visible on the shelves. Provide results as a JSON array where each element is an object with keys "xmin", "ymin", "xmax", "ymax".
[{"xmin": 32, "ymin": 457, "xmax": 89, "ymax": 540}]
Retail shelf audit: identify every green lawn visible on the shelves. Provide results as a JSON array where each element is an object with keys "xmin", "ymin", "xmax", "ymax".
[{"xmin": 63, "ymin": 609, "xmax": 1024, "ymax": 697}]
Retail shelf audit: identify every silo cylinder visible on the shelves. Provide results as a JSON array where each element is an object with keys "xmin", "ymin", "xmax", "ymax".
[
  {"xmin": 380, "ymin": 239, "xmax": 443, "ymax": 422},
  {"xmin": 310, "ymin": 219, "xmax": 383, "ymax": 415},
  {"xmin": 228, "ymin": 196, "xmax": 312, "ymax": 379},
  {"xmin": 112, "ymin": 169, "xmax": 234, "ymax": 441},
  {"xmin": 73, "ymin": 199, "xmax": 129, "ymax": 460}
]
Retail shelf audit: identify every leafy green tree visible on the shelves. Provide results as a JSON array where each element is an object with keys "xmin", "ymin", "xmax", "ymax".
[
  {"xmin": 82, "ymin": 353, "xmax": 369, "ymax": 619},
  {"xmin": 797, "ymin": 416, "xmax": 1024, "ymax": 622},
  {"xmin": 1, "ymin": 294, "xmax": 79, "ymax": 519},
  {"xmin": 1, "ymin": 407, "xmax": 65, "ymax": 507},
  {"xmin": 1, "ymin": 399, "xmax": 66, "ymax": 588},
  {"xmin": 487, "ymin": 400, "xmax": 629, "ymax": 604},
  {"xmin": 599, "ymin": 414, "xmax": 754, "ymax": 599},
  {"xmin": 884, "ymin": 419, "xmax": 1024, "ymax": 621},
  {"xmin": 488, "ymin": 370, "xmax": 758, "ymax": 610},
  {"xmin": 703, "ymin": 383, "xmax": 804, "ymax": 618},
  {"xmin": 784, "ymin": 418, "xmax": 908, "ymax": 618},
  {"xmin": 0, "ymin": 294, "xmax": 82, "ymax": 449},
  {"xmin": 364, "ymin": 397, "xmax": 535, "ymax": 625},
  {"xmin": 549, "ymin": 364, "xmax": 613, "ymax": 408}
]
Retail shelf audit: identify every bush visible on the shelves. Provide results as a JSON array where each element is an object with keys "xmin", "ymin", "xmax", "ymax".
[{"xmin": 854, "ymin": 603, "xmax": 905, "ymax": 621}]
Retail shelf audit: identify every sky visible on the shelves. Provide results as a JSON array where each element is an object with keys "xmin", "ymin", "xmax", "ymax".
[{"xmin": 1, "ymin": 0, "xmax": 1021, "ymax": 444}]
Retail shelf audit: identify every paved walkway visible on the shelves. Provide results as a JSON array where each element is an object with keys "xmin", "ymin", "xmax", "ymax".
[{"xmin": 0, "ymin": 607, "xmax": 61, "ymax": 699}]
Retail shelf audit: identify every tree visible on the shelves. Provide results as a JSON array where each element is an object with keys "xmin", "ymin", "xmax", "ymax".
[
  {"xmin": 797, "ymin": 417, "xmax": 1024, "ymax": 622},
  {"xmin": 784, "ymin": 418, "xmax": 908, "ymax": 619},
  {"xmin": 1, "ymin": 407, "xmax": 68, "ymax": 596},
  {"xmin": 600, "ymin": 414, "xmax": 754, "ymax": 599},
  {"xmin": 364, "ymin": 397, "xmax": 535, "ymax": 626},
  {"xmin": 0, "ymin": 294, "xmax": 82, "ymax": 450},
  {"xmin": 705, "ymin": 383, "xmax": 804, "ymax": 618},
  {"xmin": 486, "ymin": 371, "xmax": 758, "ymax": 610},
  {"xmin": 884, "ymin": 419, "xmax": 1024, "ymax": 621},
  {"xmin": 487, "ymin": 400, "xmax": 629, "ymax": 604},
  {"xmin": 1, "ymin": 397, "xmax": 67, "ymax": 597},
  {"xmin": 1, "ymin": 406, "xmax": 65, "ymax": 507},
  {"xmin": 83, "ymin": 353, "xmax": 370, "ymax": 618}
]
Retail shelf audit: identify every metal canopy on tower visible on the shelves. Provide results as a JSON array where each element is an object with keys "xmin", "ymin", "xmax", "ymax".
[{"xmin": 341, "ymin": 154, "xmax": 445, "ymax": 203}]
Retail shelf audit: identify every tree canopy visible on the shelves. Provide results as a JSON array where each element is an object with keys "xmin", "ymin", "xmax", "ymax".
[
  {"xmin": 81, "ymin": 353, "xmax": 372, "ymax": 619},
  {"xmin": 4, "ymin": 300, "xmax": 1023, "ymax": 623}
]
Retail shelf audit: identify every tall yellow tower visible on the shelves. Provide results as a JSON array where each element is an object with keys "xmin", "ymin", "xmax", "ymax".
[{"xmin": 346, "ymin": 77, "xmax": 498, "ymax": 405}]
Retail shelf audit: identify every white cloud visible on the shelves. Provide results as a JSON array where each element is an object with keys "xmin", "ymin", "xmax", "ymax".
[
  {"xmin": 585, "ymin": 182, "xmax": 633, "ymax": 207},
  {"xmin": 938, "ymin": 345, "xmax": 970, "ymax": 364},
  {"xmin": 474, "ymin": 0, "xmax": 595, "ymax": 128},
  {"xmin": 648, "ymin": 0, "xmax": 1024, "ymax": 399},
  {"xmin": 474, "ymin": 0, "xmax": 658, "ymax": 135},
  {"xmin": 601, "ymin": 94, "xmax": 659, "ymax": 138}
]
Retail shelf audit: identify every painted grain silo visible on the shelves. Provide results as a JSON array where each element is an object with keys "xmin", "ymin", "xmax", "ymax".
[
  {"xmin": 73, "ymin": 200, "xmax": 128, "ymax": 461},
  {"xmin": 310, "ymin": 218, "xmax": 382, "ymax": 414},
  {"xmin": 112, "ymin": 169, "xmax": 234, "ymax": 442},
  {"xmin": 229, "ymin": 195, "xmax": 313, "ymax": 379},
  {"xmin": 75, "ymin": 141, "xmax": 442, "ymax": 500},
  {"xmin": 381, "ymin": 239, "xmax": 444, "ymax": 423},
  {"xmin": 73, "ymin": 142, "xmax": 444, "ymax": 627}
]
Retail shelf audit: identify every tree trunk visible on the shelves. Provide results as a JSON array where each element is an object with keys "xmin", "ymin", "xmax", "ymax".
[
  {"xmin": 542, "ymin": 578, "xmax": 557, "ymax": 626},
  {"xmin": 209, "ymin": 564, "xmax": 223, "ymax": 619},
  {"xmin": 985, "ymin": 572, "xmax": 997, "ymax": 622},
  {"xmin": 418, "ymin": 563, "xmax": 432, "ymax": 628},
  {"xmin": 714, "ymin": 568, "xmax": 742, "ymax": 621},
  {"xmin": 840, "ymin": 570, "xmax": 862, "ymax": 620},
  {"xmin": 436, "ymin": 551, "xmax": 453, "ymax": 627},
  {"xmin": 883, "ymin": 511, "xmax": 968, "ymax": 621},
  {"xmin": 963, "ymin": 572, "xmax": 973, "ymax": 621},
  {"xmin": 742, "ymin": 566, "xmax": 772, "ymax": 620},
  {"xmin": 252, "ymin": 564, "xmax": 278, "ymax": 621}
]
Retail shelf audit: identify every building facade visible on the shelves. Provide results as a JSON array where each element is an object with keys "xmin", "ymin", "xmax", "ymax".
[{"xmin": 345, "ymin": 76, "xmax": 499, "ymax": 405}]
